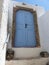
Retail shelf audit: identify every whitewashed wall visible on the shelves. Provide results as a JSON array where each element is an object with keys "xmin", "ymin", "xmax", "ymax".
[
  {"xmin": 38, "ymin": 11, "xmax": 49, "ymax": 52},
  {"xmin": 0, "ymin": 0, "xmax": 3, "ymax": 36},
  {"xmin": 8, "ymin": 1, "xmax": 46, "ymax": 59},
  {"xmin": 0, "ymin": 0, "xmax": 10, "ymax": 65},
  {"xmin": 8, "ymin": 1, "xmax": 45, "ymax": 48},
  {"xmin": 0, "ymin": 0, "xmax": 3, "ymax": 24}
]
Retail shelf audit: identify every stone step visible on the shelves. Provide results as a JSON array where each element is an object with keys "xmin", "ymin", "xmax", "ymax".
[
  {"xmin": 5, "ymin": 57, "xmax": 49, "ymax": 65},
  {"xmin": 12, "ymin": 48, "xmax": 43, "ymax": 58}
]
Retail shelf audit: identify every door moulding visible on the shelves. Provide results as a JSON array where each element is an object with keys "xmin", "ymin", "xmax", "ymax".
[{"xmin": 12, "ymin": 6, "xmax": 40, "ymax": 48}]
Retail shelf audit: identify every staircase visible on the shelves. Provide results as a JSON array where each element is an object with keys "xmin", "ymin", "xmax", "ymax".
[
  {"xmin": 12, "ymin": 48, "xmax": 43, "ymax": 58},
  {"xmin": 5, "ymin": 47, "xmax": 49, "ymax": 65},
  {"xmin": 6, "ymin": 57, "xmax": 49, "ymax": 65}
]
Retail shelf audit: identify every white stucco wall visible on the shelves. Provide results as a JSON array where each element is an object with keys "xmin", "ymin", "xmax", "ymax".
[
  {"xmin": 7, "ymin": 1, "xmax": 46, "ymax": 59},
  {"xmin": 0, "ymin": 0, "xmax": 49, "ymax": 65},
  {"xmin": 38, "ymin": 11, "xmax": 49, "ymax": 53},
  {"xmin": 0, "ymin": 0, "xmax": 10, "ymax": 65},
  {"xmin": 8, "ymin": 1, "xmax": 45, "ymax": 48},
  {"xmin": 0, "ymin": 0, "xmax": 3, "ymax": 24},
  {"xmin": 12, "ymin": 1, "xmax": 45, "ymax": 17},
  {"xmin": 0, "ymin": 0, "xmax": 3, "ymax": 35}
]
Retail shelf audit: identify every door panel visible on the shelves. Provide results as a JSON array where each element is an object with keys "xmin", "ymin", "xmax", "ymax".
[
  {"xmin": 24, "ymin": 11, "xmax": 34, "ymax": 25},
  {"xmin": 14, "ymin": 29, "xmax": 26, "ymax": 47},
  {"xmin": 14, "ymin": 10, "xmax": 36, "ymax": 47},
  {"xmin": 14, "ymin": 10, "xmax": 26, "ymax": 47},
  {"xmin": 16, "ymin": 10, "xmax": 25, "ymax": 25},
  {"xmin": 27, "ymin": 30, "xmax": 36, "ymax": 47},
  {"xmin": 25, "ymin": 10, "xmax": 36, "ymax": 47},
  {"xmin": 27, "ymin": 26, "xmax": 36, "ymax": 47}
]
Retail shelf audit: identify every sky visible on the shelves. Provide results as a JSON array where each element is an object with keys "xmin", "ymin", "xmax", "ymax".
[{"xmin": 13, "ymin": 0, "xmax": 49, "ymax": 11}]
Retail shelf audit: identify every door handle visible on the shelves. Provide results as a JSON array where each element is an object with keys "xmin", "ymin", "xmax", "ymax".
[{"xmin": 25, "ymin": 24, "xmax": 27, "ymax": 28}]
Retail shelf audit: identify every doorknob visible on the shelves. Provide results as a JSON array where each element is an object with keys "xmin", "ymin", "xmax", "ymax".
[{"xmin": 25, "ymin": 24, "xmax": 27, "ymax": 28}]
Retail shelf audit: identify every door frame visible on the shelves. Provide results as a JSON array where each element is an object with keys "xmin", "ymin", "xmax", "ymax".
[{"xmin": 12, "ymin": 6, "xmax": 40, "ymax": 47}]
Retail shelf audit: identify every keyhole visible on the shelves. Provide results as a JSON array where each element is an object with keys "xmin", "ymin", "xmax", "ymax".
[{"xmin": 25, "ymin": 24, "xmax": 27, "ymax": 28}]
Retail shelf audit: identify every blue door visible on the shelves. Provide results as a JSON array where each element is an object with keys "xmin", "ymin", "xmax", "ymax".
[{"xmin": 14, "ymin": 10, "xmax": 36, "ymax": 47}]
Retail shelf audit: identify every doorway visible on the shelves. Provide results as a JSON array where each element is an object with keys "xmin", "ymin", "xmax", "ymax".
[{"xmin": 12, "ymin": 7, "xmax": 40, "ymax": 47}]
